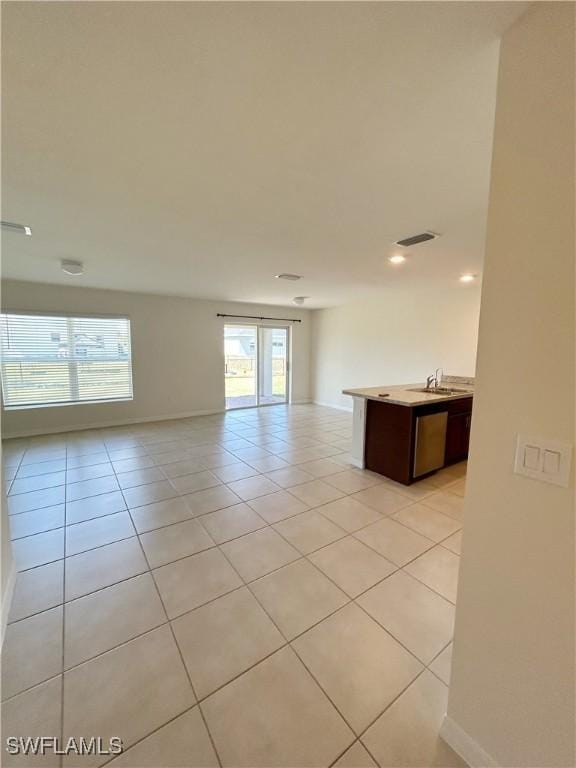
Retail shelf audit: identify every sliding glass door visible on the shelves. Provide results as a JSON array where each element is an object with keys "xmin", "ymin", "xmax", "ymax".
[{"xmin": 224, "ymin": 324, "xmax": 289, "ymax": 409}]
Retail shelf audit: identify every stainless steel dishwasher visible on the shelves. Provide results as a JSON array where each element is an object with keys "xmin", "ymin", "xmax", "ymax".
[{"xmin": 413, "ymin": 411, "xmax": 448, "ymax": 477}]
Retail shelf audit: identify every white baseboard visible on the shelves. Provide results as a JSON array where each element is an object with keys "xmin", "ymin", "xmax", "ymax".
[
  {"xmin": 1, "ymin": 561, "xmax": 16, "ymax": 648},
  {"xmin": 2, "ymin": 408, "xmax": 225, "ymax": 439},
  {"xmin": 313, "ymin": 400, "xmax": 353, "ymax": 413},
  {"xmin": 440, "ymin": 715, "xmax": 499, "ymax": 768}
]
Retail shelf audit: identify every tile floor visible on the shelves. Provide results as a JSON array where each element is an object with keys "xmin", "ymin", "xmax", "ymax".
[{"xmin": 2, "ymin": 404, "xmax": 467, "ymax": 767}]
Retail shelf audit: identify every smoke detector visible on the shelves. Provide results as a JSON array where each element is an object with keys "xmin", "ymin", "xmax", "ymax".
[
  {"xmin": 61, "ymin": 259, "xmax": 84, "ymax": 276},
  {"xmin": 394, "ymin": 231, "xmax": 439, "ymax": 248},
  {"xmin": 293, "ymin": 296, "xmax": 308, "ymax": 306},
  {"xmin": 1, "ymin": 220, "xmax": 32, "ymax": 236}
]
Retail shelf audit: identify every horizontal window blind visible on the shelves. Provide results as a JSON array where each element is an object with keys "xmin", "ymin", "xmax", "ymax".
[{"xmin": 0, "ymin": 313, "xmax": 133, "ymax": 409}]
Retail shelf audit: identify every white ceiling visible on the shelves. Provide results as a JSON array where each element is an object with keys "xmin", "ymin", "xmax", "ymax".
[{"xmin": 2, "ymin": 1, "xmax": 527, "ymax": 308}]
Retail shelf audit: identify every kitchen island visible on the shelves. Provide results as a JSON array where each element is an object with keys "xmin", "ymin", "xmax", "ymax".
[{"xmin": 343, "ymin": 379, "xmax": 474, "ymax": 484}]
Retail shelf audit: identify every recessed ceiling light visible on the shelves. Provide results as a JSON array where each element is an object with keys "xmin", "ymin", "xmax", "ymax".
[
  {"xmin": 389, "ymin": 254, "xmax": 406, "ymax": 264},
  {"xmin": 61, "ymin": 259, "xmax": 84, "ymax": 276},
  {"xmin": 275, "ymin": 273, "xmax": 302, "ymax": 281},
  {"xmin": 1, "ymin": 220, "xmax": 32, "ymax": 236},
  {"xmin": 460, "ymin": 274, "xmax": 476, "ymax": 283},
  {"xmin": 293, "ymin": 296, "xmax": 308, "ymax": 306}
]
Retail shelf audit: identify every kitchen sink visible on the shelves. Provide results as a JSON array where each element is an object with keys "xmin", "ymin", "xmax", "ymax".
[{"xmin": 409, "ymin": 387, "xmax": 472, "ymax": 396}]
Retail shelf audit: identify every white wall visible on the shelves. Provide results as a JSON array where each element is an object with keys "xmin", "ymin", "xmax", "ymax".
[
  {"xmin": 445, "ymin": 4, "xmax": 575, "ymax": 767},
  {"xmin": 0, "ymin": 280, "xmax": 311, "ymax": 437},
  {"xmin": 311, "ymin": 284, "xmax": 481, "ymax": 409}
]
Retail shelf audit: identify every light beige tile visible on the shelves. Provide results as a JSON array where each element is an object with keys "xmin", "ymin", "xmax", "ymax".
[
  {"xmin": 383, "ymin": 477, "xmax": 439, "ymax": 501},
  {"xmin": 65, "ymin": 538, "xmax": 148, "ymax": 601},
  {"xmin": 66, "ymin": 452, "xmax": 110, "ymax": 470},
  {"xmin": 355, "ymin": 518, "xmax": 434, "ymax": 567},
  {"xmin": 334, "ymin": 742, "xmax": 378, "ymax": 768},
  {"xmin": 183, "ymin": 486, "xmax": 242, "ymax": 516},
  {"xmin": 251, "ymin": 559, "xmax": 348, "ymax": 639},
  {"xmin": 422, "ymin": 491, "xmax": 464, "ymax": 521},
  {"xmin": 9, "ymin": 471, "xmax": 65, "ymax": 496},
  {"xmin": 404, "ymin": 546, "xmax": 460, "ymax": 603},
  {"xmin": 173, "ymin": 587, "xmax": 284, "ymax": 698},
  {"xmin": 16, "ymin": 458, "xmax": 66, "ymax": 477},
  {"xmin": 2, "ymin": 606, "xmax": 63, "ymax": 700},
  {"xmin": 362, "ymin": 671, "xmax": 465, "ymax": 767},
  {"xmin": 226, "ymin": 476, "xmax": 281, "ymax": 501},
  {"xmin": 66, "ymin": 475, "xmax": 120, "ymax": 502},
  {"xmin": 309, "ymin": 536, "xmax": 396, "ymax": 598},
  {"xmin": 169, "ymin": 470, "xmax": 221, "ymax": 494},
  {"xmin": 63, "ymin": 626, "xmax": 195, "ymax": 767},
  {"xmin": 66, "ymin": 491, "xmax": 127, "ymax": 525},
  {"xmin": 213, "ymin": 462, "xmax": 260, "ymax": 483},
  {"xmin": 274, "ymin": 510, "xmax": 346, "ymax": 554},
  {"xmin": 123, "ymin": 480, "xmax": 178, "ymax": 509},
  {"xmin": 116, "ymin": 466, "xmax": 166, "ymax": 489},
  {"xmin": 139, "ymin": 518, "xmax": 215, "ymax": 567},
  {"xmin": 130, "ymin": 497, "xmax": 192, "ymax": 533},
  {"xmin": 111, "ymin": 456, "xmax": 155, "ymax": 474},
  {"xmin": 289, "ymin": 479, "xmax": 345, "ymax": 507},
  {"xmin": 351, "ymin": 486, "xmax": 412, "ymax": 516},
  {"xmin": 293, "ymin": 603, "xmax": 422, "ymax": 733},
  {"xmin": 65, "ymin": 463, "xmax": 114, "ymax": 484},
  {"xmin": 8, "ymin": 487, "xmax": 65, "ymax": 516},
  {"xmin": 264, "ymin": 467, "xmax": 315, "ymax": 488},
  {"xmin": 160, "ymin": 458, "xmax": 207, "ymax": 478},
  {"xmin": 442, "ymin": 530, "xmax": 463, "ymax": 555},
  {"xmin": 430, "ymin": 643, "xmax": 453, "ymax": 685},
  {"xmin": 9, "ymin": 505, "xmax": 64, "ymax": 540},
  {"xmin": 358, "ymin": 570, "xmax": 455, "ymax": 663},
  {"xmin": 65, "ymin": 511, "xmax": 135, "ymax": 556},
  {"xmin": 297, "ymin": 458, "xmax": 345, "ymax": 478},
  {"xmin": 247, "ymin": 490, "xmax": 309, "ymax": 524},
  {"xmin": 109, "ymin": 708, "xmax": 218, "ymax": 768},
  {"xmin": 392, "ymin": 502, "xmax": 461, "ymax": 542},
  {"xmin": 12, "ymin": 529, "xmax": 64, "ymax": 571},
  {"xmin": 64, "ymin": 573, "xmax": 166, "ymax": 668},
  {"xmin": 448, "ymin": 478, "xmax": 466, "ymax": 497},
  {"xmin": 153, "ymin": 548, "xmax": 242, "ymax": 619},
  {"xmin": 325, "ymin": 470, "xmax": 382, "ymax": 494},
  {"xmin": 220, "ymin": 527, "xmax": 300, "ymax": 582},
  {"xmin": 201, "ymin": 647, "xmax": 354, "ymax": 767},
  {"xmin": 200, "ymin": 503, "xmax": 267, "ymax": 544},
  {"xmin": 8, "ymin": 561, "xmax": 64, "ymax": 623},
  {"xmin": 317, "ymin": 496, "xmax": 382, "ymax": 533},
  {"xmin": 2, "ymin": 677, "xmax": 62, "ymax": 767}
]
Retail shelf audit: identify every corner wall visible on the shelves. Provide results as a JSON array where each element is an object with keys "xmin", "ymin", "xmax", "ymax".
[
  {"xmin": 311, "ymin": 284, "xmax": 481, "ymax": 410},
  {"xmin": 0, "ymin": 281, "xmax": 311, "ymax": 437},
  {"xmin": 445, "ymin": 4, "xmax": 575, "ymax": 766}
]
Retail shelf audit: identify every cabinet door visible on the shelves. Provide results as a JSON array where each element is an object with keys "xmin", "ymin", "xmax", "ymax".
[{"xmin": 445, "ymin": 413, "xmax": 470, "ymax": 465}]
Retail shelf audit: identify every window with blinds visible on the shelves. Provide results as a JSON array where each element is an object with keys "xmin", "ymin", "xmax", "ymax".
[{"xmin": 0, "ymin": 313, "xmax": 133, "ymax": 409}]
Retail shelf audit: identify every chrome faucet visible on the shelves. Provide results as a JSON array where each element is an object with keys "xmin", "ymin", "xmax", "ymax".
[{"xmin": 425, "ymin": 368, "xmax": 444, "ymax": 390}]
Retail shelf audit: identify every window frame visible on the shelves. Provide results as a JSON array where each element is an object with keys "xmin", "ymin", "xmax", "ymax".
[{"xmin": 0, "ymin": 310, "xmax": 134, "ymax": 411}]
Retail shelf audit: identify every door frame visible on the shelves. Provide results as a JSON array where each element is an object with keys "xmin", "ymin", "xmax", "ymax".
[{"xmin": 223, "ymin": 322, "xmax": 291, "ymax": 410}]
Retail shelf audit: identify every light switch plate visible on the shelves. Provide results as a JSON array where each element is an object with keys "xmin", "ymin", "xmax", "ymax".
[{"xmin": 514, "ymin": 434, "xmax": 573, "ymax": 487}]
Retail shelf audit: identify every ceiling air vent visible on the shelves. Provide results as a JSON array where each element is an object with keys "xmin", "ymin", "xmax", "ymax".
[{"xmin": 394, "ymin": 231, "xmax": 438, "ymax": 248}]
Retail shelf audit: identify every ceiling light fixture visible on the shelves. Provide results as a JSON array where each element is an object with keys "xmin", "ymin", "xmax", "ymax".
[
  {"xmin": 1, "ymin": 220, "xmax": 32, "ymax": 236},
  {"xmin": 293, "ymin": 296, "xmax": 308, "ymax": 306},
  {"xmin": 61, "ymin": 259, "xmax": 84, "ymax": 276},
  {"xmin": 460, "ymin": 273, "xmax": 476, "ymax": 283},
  {"xmin": 388, "ymin": 254, "xmax": 406, "ymax": 264},
  {"xmin": 275, "ymin": 273, "xmax": 302, "ymax": 281}
]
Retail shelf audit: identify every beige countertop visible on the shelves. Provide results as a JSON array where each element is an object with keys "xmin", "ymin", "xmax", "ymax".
[{"xmin": 342, "ymin": 382, "xmax": 475, "ymax": 407}]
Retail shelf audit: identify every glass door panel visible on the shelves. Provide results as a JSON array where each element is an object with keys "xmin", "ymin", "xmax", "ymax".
[
  {"xmin": 224, "ymin": 325, "xmax": 257, "ymax": 409},
  {"xmin": 259, "ymin": 327, "xmax": 288, "ymax": 405}
]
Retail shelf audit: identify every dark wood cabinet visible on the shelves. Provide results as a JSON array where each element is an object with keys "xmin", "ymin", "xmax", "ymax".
[
  {"xmin": 364, "ymin": 395, "xmax": 472, "ymax": 484},
  {"xmin": 445, "ymin": 411, "xmax": 472, "ymax": 465}
]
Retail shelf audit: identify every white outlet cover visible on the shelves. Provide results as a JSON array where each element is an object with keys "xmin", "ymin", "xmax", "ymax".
[{"xmin": 514, "ymin": 434, "xmax": 573, "ymax": 488}]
